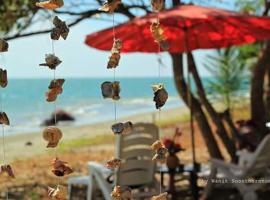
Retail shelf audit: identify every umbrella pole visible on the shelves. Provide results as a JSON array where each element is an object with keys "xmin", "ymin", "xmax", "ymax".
[
  {"xmin": 186, "ymin": 54, "xmax": 199, "ymax": 200},
  {"xmin": 184, "ymin": 30, "xmax": 199, "ymax": 199}
]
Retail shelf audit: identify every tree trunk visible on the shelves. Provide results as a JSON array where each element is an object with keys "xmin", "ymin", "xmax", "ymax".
[
  {"xmin": 188, "ymin": 53, "xmax": 237, "ymax": 162},
  {"xmin": 251, "ymin": 41, "xmax": 270, "ymax": 138},
  {"xmin": 265, "ymin": 66, "xmax": 270, "ymax": 121},
  {"xmin": 171, "ymin": 53, "xmax": 223, "ymax": 159}
]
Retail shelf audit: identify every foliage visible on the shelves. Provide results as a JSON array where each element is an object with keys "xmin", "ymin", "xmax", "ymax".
[
  {"xmin": 205, "ymin": 47, "xmax": 248, "ymax": 110},
  {"xmin": 0, "ymin": 0, "xmax": 37, "ymax": 34}
]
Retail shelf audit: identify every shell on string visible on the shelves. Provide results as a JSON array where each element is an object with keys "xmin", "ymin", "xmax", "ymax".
[
  {"xmin": 150, "ymin": 22, "xmax": 169, "ymax": 50},
  {"xmin": 111, "ymin": 186, "xmax": 132, "ymax": 200},
  {"xmin": 51, "ymin": 157, "xmax": 73, "ymax": 177},
  {"xmin": 36, "ymin": 0, "xmax": 64, "ymax": 10},
  {"xmin": 151, "ymin": 140, "xmax": 168, "ymax": 163},
  {"xmin": 0, "ymin": 112, "xmax": 10, "ymax": 126},
  {"xmin": 106, "ymin": 158, "xmax": 122, "ymax": 169},
  {"xmin": 43, "ymin": 126, "xmax": 63, "ymax": 148},
  {"xmin": 0, "ymin": 68, "xmax": 8, "ymax": 88},
  {"xmin": 151, "ymin": 84, "xmax": 168, "ymax": 109},
  {"xmin": 0, "ymin": 39, "xmax": 8, "ymax": 52},
  {"xmin": 111, "ymin": 122, "xmax": 133, "ymax": 135},
  {"xmin": 108, "ymin": 39, "xmax": 123, "ymax": 69},
  {"xmin": 46, "ymin": 79, "xmax": 65, "ymax": 102},
  {"xmin": 151, "ymin": 0, "xmax": 165, "ymax": 12},
  {"xmin": 101, "ymin": 81, "xmax": 121, "ymax": 100},
  {"xmin": 99, "ymin": 0, "xmax": 122, "ymax": 13},
  {"xmin": 51, "ymin": 16, "xmax": 69, "ymax": 40},
  {"xmin": 48, "ymin": 185, "xmax": 67, "ymax": 200},
  {"xmin": 151, "ymin": 192, "xmax": 168, "ymax": 200},
  {"xmin": 152, "ymin": 147, "xmax": 168, "ymax": 163},
  {"xmin": 0, "ymin": 164, "xmax": 15, "ymax": 178},
  {"xmin": 39, "ymin": 54, "xmax": 62, "ymax": 70}
]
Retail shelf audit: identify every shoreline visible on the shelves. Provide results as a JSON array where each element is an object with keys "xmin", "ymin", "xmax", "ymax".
[{"xmin": 3, "ymin": 106, "xmax": 189, "ymax": 163}]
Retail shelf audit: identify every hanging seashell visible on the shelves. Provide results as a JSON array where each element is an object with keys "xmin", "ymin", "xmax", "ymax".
[
  {"xmin": 111, "ymin": 122, "xmax": 133, "ymax": 135},
  {"xmin": 0, "ymin": 69, "xmax": 7, "ymax": 88},
  {"xmin": 111, "ymin": 186, "xmax": 132, "ymax": 200},
  {"xmin": 108, "ymin": 39, "xmax": 123, "ymax": 69},
  {"xmin": 151, "ymin": 192, "xmax": 168, "ymax": 200},
  {"xmin": 36, "ymin": 0, "xmax": 64, "ymax": 10},
  {"xmin": 99, "ymin": 0, "xmax": 122, "ymax": 13},
  {"xmin": 43, "ymin": 126, "xmax": 63, "ymax": 148},
  {"xmin": 51, "ymin": 157, "xmax": 73, "ymax": 177},
  {"xmin": 111, "ymin": 186, "xmax": 121, "ymax": 200},
  {"xmin": 0, "ymin": 164, "xmax": 15, "ymax": 178},
  {"xmin": 0, "ymin": 39, "xmax": 8, "ymax": 52},
  {"xmin": 106, "ymin": 158, "xmax": 121, "ymax": 169},
  {"xmin": 48, "ymin": 185, "xmax": 67, "ymax": 200},
  {"xmin": 39, "ymin": 54, "xmax": 62, "ymax": 70},
  {"xmin": 0, "ymin": 112, "xmax": 10, "ymax": 126},
  {"xmin": 151, "ymin": 0, "xmax": 165, "ymax": 12},
  {"xmin": 150, "ymin": 22, "xmax": 169, "ymax": 50},
  {"xmin": 151, "ymin": 140, "xmax": 163, "ymax": 151},
  {"xmin": 151, "ymin": 140, "xmax": 168, "ymax": 163},
  {"xmin": 101, "ymin": 81, "xmax": 121, "ymax": 100},
  {"xmin": 152, "ymin": 84, "xmax": 168, "ymax": 109},
  {"xmin": 152, "ymin": 147, "xmax": 168, "ymax": 163},
  {"xmin": 46, "ymin": 79, "xmax": 65, "ymax": 102},
  {"xmin": 51, "ymin": 16, "xmax": 69, "ymax": 40}
]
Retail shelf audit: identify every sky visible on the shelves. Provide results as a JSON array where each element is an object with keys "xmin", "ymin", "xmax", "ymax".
[{"xmin": 1, "ymin": 0, "xmax": 235, "ymax": 78}]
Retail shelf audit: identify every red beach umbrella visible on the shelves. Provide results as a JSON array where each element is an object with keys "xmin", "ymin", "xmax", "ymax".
[
  {"xmin": 85, "ymin": 5, "xmax": 270, "ymax": 200},
  {"xmin": 85, "ymin": 4, "xmax": 270, "ymax": 53}
]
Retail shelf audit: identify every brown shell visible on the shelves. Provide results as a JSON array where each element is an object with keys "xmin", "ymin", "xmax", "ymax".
[
  {"xmin": 150, "ymin": 22, "xmax": 169, "ymax": 50},
  {"xmin": 48, "ymin": 185, "xmax": 67, "ymax": 199},
  {"xmin": 0, "ymin": 112, "xmax": 10, "ymax": 126},
  {"xmin": 151, "ymin": 192, "xmax": 168, "ymax": 200},
  {"xmin": 101, "ymin": 81, "xmax": 121, "ymax": 100},
  {"xmin": 36, "ymin": 0, "xmax": 64, "ymax": 10},
  {"xmin": 151, "ymin": 140, "xmax": 163, "ymax": 151},
  {"xmin": 111, "ymin": 186, "xmax": 132, "ymax": 200},
  {"xmin": 151, "ymin": 0, "xmax": 165, "ymax": 12},
  {"xmin": 51, "ymin": 16, "xmax": 69, "ymax": 40},
  {"xmin": 106, "ymin": 158, "xmax": 121, "ymax": 169},
  {"xmin": 0, "ymin": 164, "xmax": 15, "ymax": 178},
  {"xmin": 46, "ymin": 79, "xmax": 65, "ymax": 102},
  {"xmin": 39, "ymin": 54, "xmax": 62, "ymax": 70},
  {"xmin": 51, "ymin": 157, "xmax": 73, "ymax": 177},
  {"xmin": 43, "ymin": 127, "xmax": 62, "ymax": 148},
  {"xmin": 111, "ymin": 122, "xmax": 133, "ymax": 135},
  {"xmin": 0, "ymin": 69, "xmax": 8, "ymax": 88},
  {"xmin": 111, "ymin": 186, "xmax": 122, "ymax": 200},
  {"xmin": 0, "ymin": 39, "xmax": 8, "ymax": 52},
  {"xmin": 99, "ymin": 0, "xmax": 121, "ymax": 13}
]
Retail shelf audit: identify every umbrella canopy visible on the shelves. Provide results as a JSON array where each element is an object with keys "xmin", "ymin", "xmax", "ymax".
[{"xmin": 85, "ymin": 4, "xmax": 270, "ymax": 53}]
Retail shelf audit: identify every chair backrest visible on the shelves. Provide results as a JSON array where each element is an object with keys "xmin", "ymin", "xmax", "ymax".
[
  {"xmin": 245, "ymin": 134, "xmax": 270, "ymax": 176},
  {"xmin": 115, "ymin": 123, "xmax": 159, "ymax": 187}
]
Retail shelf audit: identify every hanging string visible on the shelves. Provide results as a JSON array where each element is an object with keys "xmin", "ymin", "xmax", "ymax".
[
  {"xmin": 112, "ymin": 13, "xmax": 117, "ymax": 123},
  {"xmin": 50, "ymin": 11, "xmax": 61, "ymax": 186},
  {"xmin": 1, "ymin": 48, "xmax": 8, "ymax": 200},
  {"xmin": 156, "ymin": 9, "xmax": 163, "ymax": 195}
]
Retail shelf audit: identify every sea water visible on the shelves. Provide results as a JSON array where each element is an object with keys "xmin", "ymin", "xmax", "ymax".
[{"xmin": 1, "ymin": 77, "xmax": 249, "ymax": 135}]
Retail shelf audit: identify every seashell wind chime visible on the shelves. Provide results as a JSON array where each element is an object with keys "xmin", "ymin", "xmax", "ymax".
[
  {"xmin": 150, "ymin": 0, "xmax": 168, "ymax": 199},
  {"xmin": 36, "ymin": 0, "xmax": 72, "ymax": 199},
  {"xmin": 0, "ymin": 39, "xmax": 14, "ymax": 200},
  {"xmin": 99, "ymin": 1, "xmax": 134, "ymax": 199}
]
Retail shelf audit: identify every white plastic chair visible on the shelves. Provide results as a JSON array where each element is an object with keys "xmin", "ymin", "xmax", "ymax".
[
  {"xmin": 68, "ymin": 123, "xmax": 160, "ymax": 200},
  {"xmin": 203, "ymin": 134, "xmax": 270, "ymax": 200}
]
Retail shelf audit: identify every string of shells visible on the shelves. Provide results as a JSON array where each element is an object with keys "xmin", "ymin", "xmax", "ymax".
[
  {"xmin": 36, "ymin": 0, "xmax": 72, "ymax": 199},
  {"xmin": 99, "ymin": 1, "xmax": 136, "ymax": 199},
  {"xmin": 0, "ymin": 39, "xmax": 15, "ymax": 183},
  {"xmin": 150, "ymin": 1, "xmax": 168, "ymax": 199}
]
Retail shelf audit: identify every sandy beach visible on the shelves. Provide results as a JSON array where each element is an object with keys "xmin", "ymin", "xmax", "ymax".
[{"xmin": 0, "ymin": 106, "xmax": 214, "ymax": 199}]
